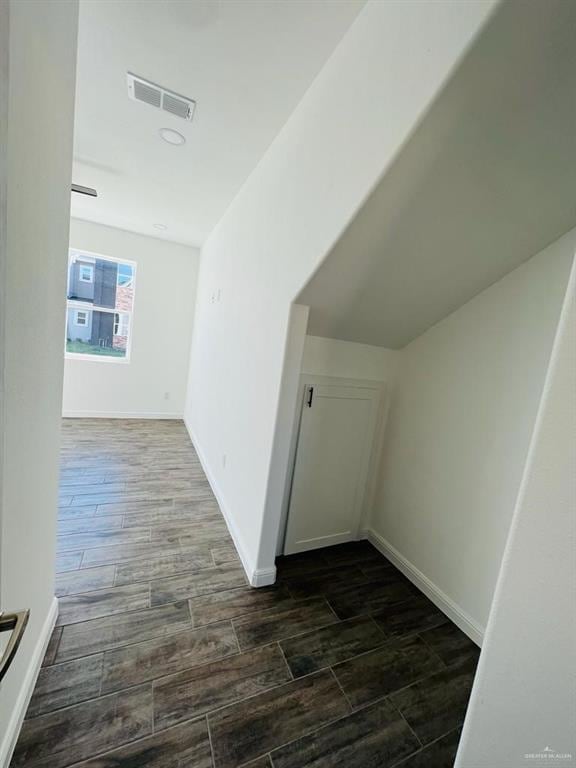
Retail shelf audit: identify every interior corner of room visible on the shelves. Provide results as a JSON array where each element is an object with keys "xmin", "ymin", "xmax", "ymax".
[{"xmin": 1, "ymin": 0, "xmax": 575, "ymax": 767}]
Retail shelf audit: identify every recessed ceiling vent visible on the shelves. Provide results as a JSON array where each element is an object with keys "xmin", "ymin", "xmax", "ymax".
[{"xmin": 127, "ymin": 73, "xmax": 196, "ymax": 122}]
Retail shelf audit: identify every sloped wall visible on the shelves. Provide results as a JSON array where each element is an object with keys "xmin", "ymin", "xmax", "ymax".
[
  {"xmin": 184, "ymin": 0, "xmax": 496, "ymax": 581},
  {"xmin": 369, "ymin": 229, "xmax": 575, "ymax": 638}
]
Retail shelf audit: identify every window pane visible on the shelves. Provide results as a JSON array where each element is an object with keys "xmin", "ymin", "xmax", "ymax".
[
  {"xmin": 66, "ymin": 308, "xmax": 127, "ymax": 359},
  {"xmin": 117, "ymin": 263, "xmax": 133, "ymax": 287},
  {"xmin": 79, "ymin": 265, "xmax": 93, "ymax": 282},
  {"xmin": 66, "ymin": 251, "xmax": 135, "ymax": 361},
  {"xmin": 67, "ymin": 254, "xmax": 135, "ymax": 314}
]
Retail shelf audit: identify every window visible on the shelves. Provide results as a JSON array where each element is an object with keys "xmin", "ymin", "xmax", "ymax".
[
  {"xmin": 65, "ymin": 250, "xmax": 136, "ymax": 361},
  {"xmin": 79, "ymin": 264, "xmax": 94, "ymax": 283}
]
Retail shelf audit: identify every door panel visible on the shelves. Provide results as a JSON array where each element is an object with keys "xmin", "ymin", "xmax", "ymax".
[{"xmin": 284, "ymin": 384, "xmax": 379, "ymax": 554}]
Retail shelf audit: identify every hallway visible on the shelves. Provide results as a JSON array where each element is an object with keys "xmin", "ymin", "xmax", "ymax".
[{"xmin": 12, "ymin": 420, "xmax": 479, "ymax": 768}]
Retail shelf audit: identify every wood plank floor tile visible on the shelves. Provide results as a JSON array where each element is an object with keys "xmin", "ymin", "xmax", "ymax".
[
  {"xmin": 358, "ymin": 559, "xmax": 398, "ymax": 578},
  {"xmin": 178, "ymin": 529, "xmax": 234, "ymax": 549},
  {"xmin": 371, "ymin": 594, "xmax": 449, "ymax": 640},
  {"xmin": 320, "ymin": 541, "xmax": 385, "ymax": 568},
  {"xmin": 55, "ymin": 565, "xmax": 116, "ymax": 598},
  {"xmin": 121, "ymin": 505, "xmax": 219, "ymax": 528},
  {"xmin": 327, "ymin": 580, "xmax": 414, "ymax": 620},
  {"xmin": 419, "ymin": 622, "xmax": 480, "ymax": 668},
  {"xmin": 189, "ymin": 585, "xmax": 294, "ymax": 627},
  {"xmin": 271, "ymin": 696, "xmax": 420, "ymax": 768},
  {"xmin": 281, "ymin": 564, "xmax": 368, "ymax": 600},
  {"xmin": 275, "ymin": 553, "xmax": 338, "ymax": 579},
  {"xmin": 41, "ymin": 627, "xmax": 63, "ymax": 668},
  {"xmin": 208, "ymin": 670, "xmax": 350, "ymax": 768},
  {"xmin": 241, "ymin": 757, "xmax": 273, "ymax": 768},
  {"xmin": 233, "ymin": 599, "xmax": 339, "ymax": 651},
  {"xmin": 151, "ymin": 521, "xmax": 229, "ymax": 544},
  {"xmin": 58, "ymin": 515, "xmax": 124, "ymax": 535},
  {"xmin": 153, "ymin": 643, "xmax": 291, "ymax": 730},
  {"xmin": 392, "ymin": 727, "xmax": 461, "ymax": 768},
  {"xmin": 59, "ymin": 482, "xmax": 126, "ymax": 496},
  {"xmin": 68, "ymin": 719, "xmax": 212, "ymax": 768},
  {"xmin": 58, "ymin": 505, "xmax": 98, "ymax": 519},
  {"xmin": 72, "ymin": 488, "xmax": 155, "ymax": 503},
  {"xmin": 81, "ymin": 540, "xmax": 186, "ymax": 567},
  {"xmin": 11, "ymin": 685, "xmax": 153, "ymax": 768},
  {"xmin": 26, "ymin": 655, "xmax": 104, "ymax": 719},
  {"xmin": 280, "ymin": 616, "xmax": 387, "ymax": 677},
  {"xmin": 56, "ymin": 601, "xmax": 192, "ymax": 662},
  {"xmin": 211, "ymin": 546, "xmax": 240, "ymax": 565},
  {"xmin": 95, "ymin": 500, "xmax": 173, "ymax": 516},
  {"xmin": 56, "ymin": 583, "xmax": 151, "ymax": 626},
  {"xmin": 150, "ymin": 564, "xmax": 247, "ymax": 606},
  {"xmin": 56, "ymin": 551, "xmax": 83, "ymax": 572},
  {"xmin": 101, "ymin": 621, "xmax": 238, "ymax": 693},
  {"xmin": 114, "ymin": 550, "xmax": 215, "ymax": 585},
  {"xmin": 57, "ymin": 528, "xmax": 150, "ymax": 553},
  {"xmin": 69, "ymin": 492, "xmax": 153, "ymax": 507},
  {"xmin": 389, "ymin": 662, "xmax": 476, "ymax": 745},
  {"xmin": 173, "ymin": 498, "xmax": 220, "ymax": 513},
  {"xmin": 333, "ymin": 635, "xmax": 444, "ymax": 708}
]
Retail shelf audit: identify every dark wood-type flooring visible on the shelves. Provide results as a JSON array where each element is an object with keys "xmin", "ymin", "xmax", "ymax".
[{"xmin": 11, "ymin": 419, "xmax": 479, "ymax": 768}]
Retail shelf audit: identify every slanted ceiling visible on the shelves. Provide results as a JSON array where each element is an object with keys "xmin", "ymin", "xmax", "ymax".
[{"xmin": 298, "ymin": 0, "xmax": 576, "ymax": 349}]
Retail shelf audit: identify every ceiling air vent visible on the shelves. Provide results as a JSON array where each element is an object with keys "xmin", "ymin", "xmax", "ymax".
[{"xmin": 127, "ymin": 73, "xmax": 196, "ymax": 122}]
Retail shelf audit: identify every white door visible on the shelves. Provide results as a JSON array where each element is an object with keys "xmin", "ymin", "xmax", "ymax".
[{"xmin": 284, "ymin": 382, "xmax": 380, "ymax": 555}]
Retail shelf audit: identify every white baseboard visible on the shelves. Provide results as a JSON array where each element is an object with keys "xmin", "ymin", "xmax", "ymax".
[
  {"xmin": 0, "ymin": 597, "xmax": 58, "ymax": 768},
  {"xmin": 62, "ymin": 411, "xmax": 182, "ymax": 419},
  {"xmin": 183, "ymin": 416, "xmax": 276, "ymax": 588},
  {"xmin": 250, "ymin": 567, "xmax": 277, "ymax": 587},
  {"xmin": 364, "ymin": 528, "xmax": 485, "ymax": 646}
]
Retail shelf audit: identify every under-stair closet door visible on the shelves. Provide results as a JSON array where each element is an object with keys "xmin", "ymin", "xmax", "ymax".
[{"xmin": 284, "ymin": 383, "xmax": 380, "ymax": 555}]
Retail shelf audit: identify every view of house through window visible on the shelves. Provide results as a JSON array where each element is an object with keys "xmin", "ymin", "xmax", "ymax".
[{"xmin": 66, "ymin": 250, "xmax": 136, "ymax": 360}]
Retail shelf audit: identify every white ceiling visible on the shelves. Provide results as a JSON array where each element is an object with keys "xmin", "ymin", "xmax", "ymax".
[
  {"xmin": 299, "ymin": 0, "xmax": 576, "ymax": 349},
  {"xmin": 71, "ymin": 0, "xmax": 364, "ymax": 246}
]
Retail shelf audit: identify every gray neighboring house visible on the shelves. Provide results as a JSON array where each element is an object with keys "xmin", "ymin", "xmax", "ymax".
[{"xmin": 67, "ymin": 256, "xmax": 118, "ymax": 348}]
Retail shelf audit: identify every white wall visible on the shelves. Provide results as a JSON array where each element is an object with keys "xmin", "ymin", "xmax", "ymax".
[
  {"xmin": 456, "ymin": 249, "xmax": 576, "ymax": 768},
  {"xmin": 369, "ymin": 229, "xmax": 575, "ymax": 641},
  {"xmin": 302, "ymin": 335, "xmax": 396, "ymax": 382},
  {"xmin": 63, "ymin": 219, "xmax": 199, "ymax": 419},
  {"xmin": 0, "ymin": 1, "xmax": 78, "ymax": 764},
  {"xmin": 185, "ymin": 0, "xmax": 496, "ymax": 583}
]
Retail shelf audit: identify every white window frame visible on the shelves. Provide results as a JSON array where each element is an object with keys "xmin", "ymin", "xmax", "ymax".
[
  {"xmin": 74, "ymin": 310, "xmax": 88, "ymax": 326},
  {"xmin": 78, "ymin": 264, "xmax": 94, "ymax": 283},
  {"xmin": 65, "ymin": 249, "xmax": 137, "ymax": 364},
  {"xmin": 113, "ymin": 312, "xmax": 129, "ymax": 337}
]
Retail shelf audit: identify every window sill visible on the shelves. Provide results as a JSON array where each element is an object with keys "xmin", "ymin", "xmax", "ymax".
[{"xmin": 65, "ymin": 353, "xmax": 131, "ymax": 364}]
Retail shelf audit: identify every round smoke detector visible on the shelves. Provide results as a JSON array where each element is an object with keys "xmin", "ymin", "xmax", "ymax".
[{"xmin": 159, "ymin": 128, "xmax": 186, "ymax": 146}]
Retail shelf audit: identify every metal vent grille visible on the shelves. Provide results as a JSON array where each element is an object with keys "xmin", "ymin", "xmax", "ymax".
[
  {"xmin": 133, "ymin": 79, "xmax": 162, "ymax": 108},
  {"xmin": 127, "ymin": 73, "xmax": 196, "ymax": 122},
  {"xmin": 162, "ymin": 92, "xmax": 192, "ymax": 120}
]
